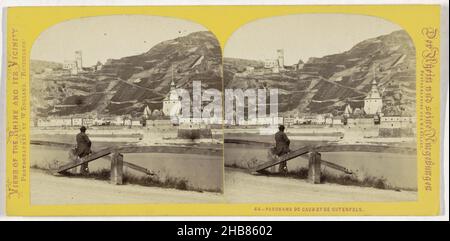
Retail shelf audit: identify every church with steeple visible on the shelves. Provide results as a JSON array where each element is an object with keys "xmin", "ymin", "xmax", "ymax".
[
  {"xmin": 342, "ymin": 73, "xmax": 383, "ymax": 119},
  {"xmin": 162, "ymin": 79, "xmax": 181, "ymax": 117},
  {"xmin": 363, "ymin": 79, "xmax": 383, "ymax": 115}
]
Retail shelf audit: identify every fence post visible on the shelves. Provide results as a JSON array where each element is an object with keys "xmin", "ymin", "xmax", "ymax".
[
  {"xmin": 111, "ymin": 151, "xmax": 123, "ymax": 185},
  {"xmin": 308, "ymin": 151, "xmax": 321, "ymax": 184}
]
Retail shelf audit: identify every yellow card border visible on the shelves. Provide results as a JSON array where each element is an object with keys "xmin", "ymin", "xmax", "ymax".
[{"xmin": 5, "ymin": 5, "xmax": 441, "ymax": 216}]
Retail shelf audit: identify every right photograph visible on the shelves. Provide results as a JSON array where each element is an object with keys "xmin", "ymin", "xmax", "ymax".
[{"xmin": 223, "ymin": 14, "xmax": 418, "ymax": 203}]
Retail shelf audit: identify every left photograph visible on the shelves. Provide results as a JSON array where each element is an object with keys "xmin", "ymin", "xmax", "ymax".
[{"xmin": 29, "ymin": 15, "xmax": 224, "ymax": 205}]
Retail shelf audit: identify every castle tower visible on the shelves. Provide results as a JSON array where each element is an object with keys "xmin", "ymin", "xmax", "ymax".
[
  {"xmin": 277, "ymin": 49, "xmax": 284, "ymax": 69},
  {"xmin": 162, "ymin": 68, "xmax": 181, "ymax": 117},
  {"xmin": 364, "ymin": 78, "xmax": 383, "ymax": 115},
  {"xmin": 74, "ymin": 50, "xmax": 83, "ymax": 71}
]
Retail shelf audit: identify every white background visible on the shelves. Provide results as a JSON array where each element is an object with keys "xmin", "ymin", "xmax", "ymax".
[{"xmin": 0, "ymin": 0, "xmax": 448, "ymax": 221}]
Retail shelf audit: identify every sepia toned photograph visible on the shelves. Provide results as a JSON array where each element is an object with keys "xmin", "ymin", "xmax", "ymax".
[
  {"xmin": 29, "ymin": 15, "xmax": 225, "ymax": 205},
  {"xmin": 223, "ymin": 14, "xmax": 418, "ymax": 203},
  {"xmin": 3, "ymin": 3, "xmax": 445, "ymax": 219}
]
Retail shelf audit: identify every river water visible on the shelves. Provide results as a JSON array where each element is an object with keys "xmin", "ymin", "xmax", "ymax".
[
  {"xmin": 31, "ymin": 145, "xmax": 223, "ymax": 192},
  {"xmin": 224, "ymin": 143, "xmax": 417, "ymax": 190}
]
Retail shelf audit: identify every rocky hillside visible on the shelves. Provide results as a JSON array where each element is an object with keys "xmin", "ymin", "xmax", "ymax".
[
  {"xmin": 31, "ymin": 31, "xmax": 222, "ymax": 117},
  {"xmin": 30, "ymin": 60, "xmax": 62, "ymax": 73},
  {"xmin": 224, "ymin": 30, "xmax": 416, "ymax": 116},
  {"xmin": 223, "ymin": 57, "xmax": 264, "ymax": 87}
]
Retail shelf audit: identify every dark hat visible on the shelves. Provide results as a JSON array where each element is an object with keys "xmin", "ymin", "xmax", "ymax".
[{"xmin": 80, "ymin": 126, "xmax": 87, "ymax": 132}]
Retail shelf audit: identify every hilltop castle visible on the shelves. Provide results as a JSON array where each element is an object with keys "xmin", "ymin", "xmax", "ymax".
[
  {"xmin": 63, "ymin": 50, "xmax": 83, "ymax": 75},
  {"xmin": 264, "ymin": 49, "xmax": 285, "ymax": 73}
]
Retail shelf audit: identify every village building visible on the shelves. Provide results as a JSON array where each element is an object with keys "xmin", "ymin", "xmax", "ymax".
[
  {"xmin": 112, "ymin": 116, "xmax": 124, "ymax": 126},
  {"xmin": 149, "ymin": 119, "xmax": 173, "ymax": 127},
  {"xmin": 36, "ymin": 116, "xmax": 95, "ymax": 127},
  {"xmin": 81, "ymin": 118, "xmax": 95, "ymax": 126},
  {"xmin": 143, "ymin": 105, "xmax": 152, "ymax": 119},
  {"xmin": 162, "ymin": 80, "xmax": 181, "ymax": 117},
  {"xmin": 295, "ymin": 116, "xmax": 306, "ymax": 124},
  {"xmin": 296, "ymin": 59, "xmax": 305, "ymax": 70},
  {"xmin": 380, "ymin": 116, "xmax": 416, "ymax": 129},
  {"xmin": 346, "ymin": 117, "xmax": 374, "ymax": 126},
  {"xmin": 264, "ymin": 59, "xmax": 279, "ymax": 68},
  {"xmin": 71, "ymin": 117, "xmax": 83, "ymax": 126},
  {"xmin": 343, "ymin": 99, "xmax": 366, "ymax": 118},
  {"xmin": 264, "ymin": 49, "xmax": 285, "ymax": 73},
  {"xmin": 75, "ymin": 50, "xmax": 83, "ymax": 70},
  {"xmin": 277, "ymin": 49, "xmax": 285, "ymax": 70},
  {"xmin": 340, "ymin": 78, "xmax": 383, "ymax": 126},
  {"xmin": 364, "ymin": 79, "xmax": 383, "ymax": 115},
  {"xmin": 245, "ymin": 66, "xmax": 255, "ymax": 73},
  {"xmin": 93, "ymin": 61, "xmax": 103, "ymax": 71},
  {"xmin": 63, "ymin": 50, "xmax": 83, "ymax": 75},
  {"xmin": 105, "ymin": 59, "xmax": 114, "ymax": 65},
  {"xmin": 152, "ymin": 109, "xmax": 163, "ymax": 117},
  {"xmin": 343, "ymin": 103, "xmax": 353, "ymax": 118},
  {"xmin": 332, "ymin": 117, "xmax": 343, "ymax": 125},
  {"xmin": 296, "ymin": 115, "xmax": 326, "ymax": 125},
  {"xmin": 63, "ymin": 60, "xmax": 79, "ymax": 75},
  {"xmin": 312, "ymin": 114, "xmax": 326, "ymax": 125},
  {"xmin": 283, "ymin": 116, "xmax": 296, "ymax": 126},
  {"xmin": 123, "ymin": 119, "xmax": 132, "ymax": 126},
  {"xmin": 131, "ymin": 119, "xmax": 142, "ymax": 126},
  {"xmin": 235, "ymin": 66, "xmax": 256, "ymax": 77}
]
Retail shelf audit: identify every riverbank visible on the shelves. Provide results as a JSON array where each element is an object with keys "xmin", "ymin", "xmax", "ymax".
[
  {"xmin": 30, "ymin": 168, "xmax": 416, "ymax": 205},
  {"xmin": 224, "ymin": 168, "xmax": 416, "ymax": 203}
]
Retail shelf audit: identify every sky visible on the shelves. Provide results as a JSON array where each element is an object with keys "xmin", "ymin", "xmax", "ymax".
[
  {"xmin": 31, "ymin": 15, "xmax": 207, "ymax": 66},
  {"xmin": 224, "ymin": 14, "xmax": 402, "ymax": 65}
]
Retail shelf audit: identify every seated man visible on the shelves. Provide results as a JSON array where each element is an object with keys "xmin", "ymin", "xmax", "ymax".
[
  {"xmin": 75, "ymin": 126, "xmax": 91, "ymax": 174},
  {"xmin": 274, "ymin": 125, "xmax": 290, "ymax": 174}
]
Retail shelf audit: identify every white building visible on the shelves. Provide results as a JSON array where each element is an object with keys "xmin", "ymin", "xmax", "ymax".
[
  {"xmin": 94, "ymin": 61, "xmax": 103, "ymax": 71},
  {"xmin": 143, "ymin": 105, "xmax": 152, "ymax": 119},
  {"xmin": 245, "ymin": 66, "xmax": 255, "ymax": 73},
  {"xmin": 332, "ymin": 118, "xmax": 343, "ymax": 125},
  {"xmin": 123, "ymin": 119, "xmax": 132, "ymax": 126},
  {"xmin": 264, "ymin": 59, "xmax": 279, "ymax": 69},
  {"xmin": 72, "ymin": 118, "xmax": 83, "ymax": 126},
  {"xmin": 364, "ymin": 79, "xmax": 383, "ymax": 115},
  {"xmin": 264, "ymin": 49, "xmax": 285, "ymax": 73},
  {"xmin": 131, "ymin": 120, "xmax": 142, "ymax": 126},
  {"xmin": 296, "ymin": 59, "xmax": 305, "ymax": 70},
  {"xmin": 162, "ymin": 80, "xmax": 181, "ymax": 117},
  {"xmin": 347, "ymin": 118, "xmax": 374, "ymax": 126},
  {"xmin": 343, "ymin": 104, "xmax": 353, "ymax": 117},
  {"xmin": 277, "ymin": 49, "xmax": 285, "ymax": 70},
  {"xmin": 63, "ymin": 50, "xmax": 83, "ymax": 75},
  {"xmin": 63, "ymin": 60, "xmax": 78, "ymax": 75},
  {"xmin": 235, "ymin": 66, "xmax": 256, "ymax": 77},
  {"xmin": 36, "ymin": 117, "xmax": 82, "ymax": 127},
  {"xmin": 380, "ymin": 116, "xmax": 416, "ymax": 128},
  {"xmin": 75, "ymin": 50, "xmax": 83, "ymax": 70}
]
